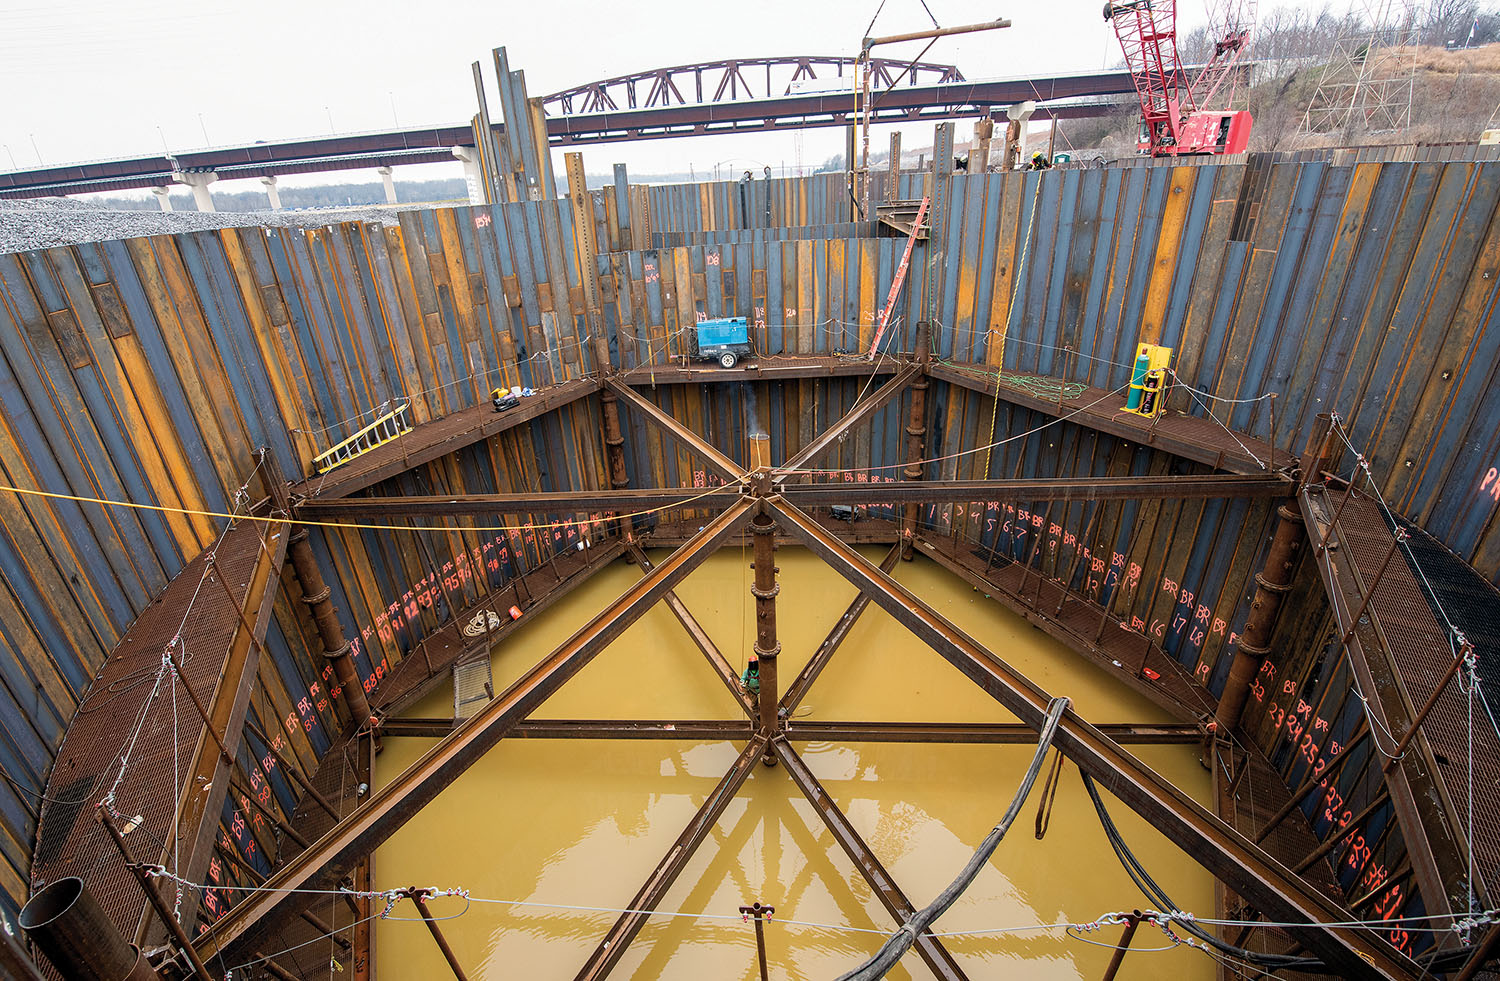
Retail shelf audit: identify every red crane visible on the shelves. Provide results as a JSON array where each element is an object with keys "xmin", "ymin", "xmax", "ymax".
[{"xmin": 1103, "ymin": 0, "xmax": 1255, "ymax": 156}]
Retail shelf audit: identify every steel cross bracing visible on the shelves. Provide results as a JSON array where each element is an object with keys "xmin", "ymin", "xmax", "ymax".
[
  {"xmin": 188, "ymin": 354, "xmax": 1419, "ymax": 978},
  {"xmin": 540, "ymin": 56, "xmax": 964, "ymax": 116},
  {"xmin": 296, "ymin": 473, "xmax": 1292, "ymax": 520}
]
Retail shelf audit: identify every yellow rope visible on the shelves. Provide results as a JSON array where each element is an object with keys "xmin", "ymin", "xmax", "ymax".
[
  {"xmin": 982, "ymin": 363, "xmax": 1002, "ymax": 480},
  {"xmin": 0, "ymin": 480, "xmax": 744, "ymax": 536}
]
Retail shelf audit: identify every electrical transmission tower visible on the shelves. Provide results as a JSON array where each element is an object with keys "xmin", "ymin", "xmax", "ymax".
[{"xmin": 1301, "ymin": 0, "xmax": 1420, "ymax": 135}]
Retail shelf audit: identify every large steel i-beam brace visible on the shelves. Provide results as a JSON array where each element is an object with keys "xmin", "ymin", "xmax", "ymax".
[
  {"xmin": 195, "ymin": 500, "xmax": 754, "ymax": 964},
  {"xmin": 377, "ymin": 717, "xmax": 1203, "ymax": 743},
  {"xmin": 772, "ymin": 737, "xmax": 968, "ymax": 980},
  {"xmin": 573, "ymin": 735, "xmax": 770, "ymax": 981},
  {"xmin": 768, "ymin": 498, "xmax": 1417, "ymax": 981},
  {"xmin": 294, "ymin": 473, "xmax": 1290, "ymax": 522},
  {"xmin": 774, "ymin": 363, "xmax": 920, "ymax": 478},
  {"xmin": 605, "ymin": 377, "xmax": 742, "ymax": 481}
]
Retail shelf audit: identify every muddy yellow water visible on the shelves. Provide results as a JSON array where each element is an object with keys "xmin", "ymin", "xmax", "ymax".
[{"xmin": 375, "ymin": 548, "xmax": 1215, "ymax": 979}]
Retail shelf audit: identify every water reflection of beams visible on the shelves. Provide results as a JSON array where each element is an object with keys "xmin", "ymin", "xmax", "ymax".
[
  {"xmin": 772, "ymin": 497, "xmax": 1417, "ymax": 981},
  {"xmin": 573, "ymin": 734, "xmax": 769, "ymax": 981},
  {"xmin": 773, "ymin": 737, "xmax": 970, "ymax": 980}
]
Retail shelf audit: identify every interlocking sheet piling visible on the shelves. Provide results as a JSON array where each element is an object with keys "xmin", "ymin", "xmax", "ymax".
[
  {"xmin": 915, "ymin": 532, "xmax": 1218, "ymax": 725},
  {"xmin": 371, "ymin": 539, "xmax": 626, "ymax": 717},
  {"xmin": 29, "ymin": 517, "xmax": 287, "ymax": 944}
]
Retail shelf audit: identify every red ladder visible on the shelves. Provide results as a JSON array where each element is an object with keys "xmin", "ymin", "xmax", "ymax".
[{"xmin": 866, "ymin": 195, "xmax": 930, "ymax": 359}]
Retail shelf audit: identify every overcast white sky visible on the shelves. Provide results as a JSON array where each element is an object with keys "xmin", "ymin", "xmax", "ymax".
[{"xmin": 0, "ymin": 0, "xmax": 1219, "ymax": 195}]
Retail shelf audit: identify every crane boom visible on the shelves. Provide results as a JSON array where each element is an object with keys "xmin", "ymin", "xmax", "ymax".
[{"xmin": 1104, "ymin": 0, "xmax": 1254, "ymax": 156}]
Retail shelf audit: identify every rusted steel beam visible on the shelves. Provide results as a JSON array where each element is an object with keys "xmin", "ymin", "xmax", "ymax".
[
  {"xmin": 100, "ymin": 808, "xmax": 214, "ymax": 981},
  {"xmin": 373, "ymin": 540, "xmax": 628, "ymax": 718},
  {"xmin": 784, "ymin": 721, "xmax": 1204, "ymax": 744},
  {"xmin": 375, "ymin": 718, "xmax": 1200, "ymax": 744},
  {"xmin": 158, "ymin": 517, "xmax": 287, "ymax": 943},
  {"xmin": 244, "ymin": 718, "xmax": 340, "ymax": 821},
  {"xmin": 195, "ymin": 501, "xmax": 753, "ymax": 965},
  {"xmin": 780, "ymin": 543, "xmax": 901, "ymax": 713},
  {"xmin": 315, "ymin": 473, "xmax": 1293, "ymax": 525},
  {"xmin": 771, "ymin": 497, "xmax": 1417, "ymax": 981},
  {"xmin": 1215, "ymin": 501, "xmax": 1306, "ymax": 731},
  {"xmin": 1099, "ymin": 912, "xmax": 1140, "ymax": 981},
  {"xmin": 901, "ymin": 324, "xmax": 932, "ymax": 559},
  {"xmin": 771, "ymin": 738, "xmax": 969, "ymax": 981},
  {"xmin": 1298, "ymin": 485, "xmax": 1464, "ymax": 924},
  {"xmin": 616, "ymin": 355, "xmax": 900, "ymax": 386},
  {"xmin": 299, "ymin": 486, "xmax": 740, "ymax": 520},
  {"xmin": 629, "ymin": 544, "xmax": 755, "ymax": 717},
  {"xmin": 1254, "ymin": 725, "xmax": 1369, "ymax": 845},
  {"xmin": 1452, "ymin": 917, "xmax": 1500, "ymax": 981},
  {"xmin": 1295, "ymin": 790, "xmax": 1391, "ymax": 874},
  {"xmin": 913, "ymin": 535, "xmax": 1205, "ymax": 724},
  {"xmin": 407, "ymin": 888, "xmax": 470, "ymax": 981},
  {"xmin": 783, "ymin": 473, "xmax": 1292, "ymax": 504},
  {"xmin": 292, "ymin": 376, "xmax": 600, "ymax": 500},
  {"xmin": 381, "ymin": 718, "xmax": 752, "ymax": 738},
  {"xmin": 775, "ymin": 363, "xmax": 919, "ymax": 478},
  {"xmin": 266, "ymin": 450, "xmax": 375, "ymax": 733},
  {"xmin": 1380, "ymin": 642, "xmax": 1472, "ymax": 775},
  {"xmin": 573, "ymin": 735, "xmax": 769, "ymax": 981},
  {"xmin": 928, "ymin": 360, "xmax": 1278, "ymax": 476},
  {"xmin": 0, "ymin": 915, "xmax": 45, "ymax": 981},
  {"xmin": 750, "ymin": 509, "xmax": 781, "ymax": 742},
  {"xmin": 605, "ymin": 376, "xmax": 742, "ymax": 481}
]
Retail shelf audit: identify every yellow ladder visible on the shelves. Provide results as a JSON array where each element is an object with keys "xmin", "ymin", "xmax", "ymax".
[{"xmin": 312, "ymin": 401, "xmax": 411, "ymax": 474}]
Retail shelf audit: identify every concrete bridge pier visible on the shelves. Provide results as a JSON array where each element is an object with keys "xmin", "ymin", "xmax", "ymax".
[
  {"xmin": 451, "ymin": 147, "xmax": 484, "ymax": 205},
  {"xmin": 378, "ymin": 165, "xmax": 398, "ymax": 205},
  {"xmin": 261, "ymin": 175, "xmax": 282, "ymax": 211},
  {"xmin": 151, "ymin": 186, "xmax": 173, "ymax": 212},
  {"xmin": 172, "ymin": 169, "xmax": 217, "ymax": 212}
]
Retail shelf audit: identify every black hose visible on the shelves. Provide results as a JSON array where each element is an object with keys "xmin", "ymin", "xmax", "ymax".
[
  {"xmin": 835, "ymin": 697, "xmax": 1071, "ymax": 981},
  {"xmin": 1080, "ymin": 770, "xmax": 1320, "ymax": 968}
]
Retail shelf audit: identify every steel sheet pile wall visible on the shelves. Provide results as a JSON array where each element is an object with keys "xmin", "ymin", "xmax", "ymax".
[
  {"xmin": 4, "ymin": 149, "xmax": 1500, "ymax": 933},
  {"xmin": 925, "ymin": 162, "xmax": 1500, "ymax": 586},
  {"xmin": 0, "ymin": 197, "xmax": 609, "ymax": 914},
  {"xmin": 912, "ymin": 158, "xmax": 1500, "ymax": 939},
  {"xmin": 586, "ymin": 170, "xmax": 926, "ymax": 253}
]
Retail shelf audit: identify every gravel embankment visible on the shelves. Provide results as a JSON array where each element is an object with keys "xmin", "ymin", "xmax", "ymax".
[{"xmin": 0, "ymin": 197, "xmax": 424, "ymax": 254}]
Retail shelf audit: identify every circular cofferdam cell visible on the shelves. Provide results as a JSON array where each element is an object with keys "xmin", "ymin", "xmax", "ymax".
[{"xmin": 376, "ymin": 548, "xmax": 1214, "ymax": 980}]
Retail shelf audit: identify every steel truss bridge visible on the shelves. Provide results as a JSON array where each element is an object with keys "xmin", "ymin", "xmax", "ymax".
[{"xmin": 0, "ymin": 58, "xmax": 1138, "ymax": 198}]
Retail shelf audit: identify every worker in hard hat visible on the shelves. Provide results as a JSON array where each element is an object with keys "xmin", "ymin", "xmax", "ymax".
[
  {"xmin": 1029, "ymin": 151, "xmax": 1052, "ymax": 171},
  {"xmin": 741, "ymin": 655, "xmax": 760, "ymax": 696}
]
